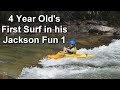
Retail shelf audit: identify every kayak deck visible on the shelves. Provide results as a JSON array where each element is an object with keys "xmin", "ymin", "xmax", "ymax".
[
  {"xmin": 65, "ymin": 53, "xmax": 94, "ymax": 58},
  {"xmin": 47, "ymin": 51, "xmax": 94, "ymax": 59}
]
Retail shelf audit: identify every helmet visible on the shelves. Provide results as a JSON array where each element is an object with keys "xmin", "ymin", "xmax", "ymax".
[{"xmin": 69, "ymin": 40, "xmax": 76, "ymax": 45}]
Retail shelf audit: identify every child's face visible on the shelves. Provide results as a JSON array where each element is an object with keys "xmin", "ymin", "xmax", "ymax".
[{"xmin": 69, "ymin": 44, "xmax": 74, "ymax": 47}]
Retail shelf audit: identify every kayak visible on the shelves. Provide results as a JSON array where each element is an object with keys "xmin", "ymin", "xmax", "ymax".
[{"xmin": 47, "ymin": 51, "xmax": 95, "ymax": 59}]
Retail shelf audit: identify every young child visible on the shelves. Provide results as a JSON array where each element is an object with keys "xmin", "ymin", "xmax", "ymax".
[
  {"xmin": 63, "ymin": 40, "xmax": 77, "ymax": 54},
  {"xmin": 48, "ymin": 40, "xmax": 77, "ymax": 59}
]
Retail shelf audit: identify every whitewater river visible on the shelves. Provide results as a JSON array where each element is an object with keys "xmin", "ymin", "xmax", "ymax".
[{"xmin": 18, "ymin": 39, "xmax": 120, "ymax": 79}]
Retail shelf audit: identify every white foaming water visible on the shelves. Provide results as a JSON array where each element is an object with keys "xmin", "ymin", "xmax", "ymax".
[{"xmin": 18, "ymin": 39, "xmax": 120, "ymax": 79}]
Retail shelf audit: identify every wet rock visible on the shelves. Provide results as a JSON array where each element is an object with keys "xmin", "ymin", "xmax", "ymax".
[
  {"xmin": 85, "ymin": 20, "xmax": 98, "ymax": 25},
  {"xmin": 113, "ymin": 28, "xmax": 120, "ymax": 36},
  {"xmin": 89, "ymin": 25, "xmax": 114, "ymax": 32},
  {"xmin": 88, "ymin": 25, "xmax": 114, "ymax": 35},
  {"xmin": 85, "ymin": 20, "xmax": 108, "ymax": 25},
  {"xmin": 65, "ymin": 20, "xmax": 118, "ymax": 36},
  {"xmin": 76, "ymin": 35, "xmax": 113, "ymax": 49}
]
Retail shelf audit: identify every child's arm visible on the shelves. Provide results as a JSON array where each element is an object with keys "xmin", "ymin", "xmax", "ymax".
[{"xmin": 66, "ymin": 48, "xmax": 73, "ymax": 53}]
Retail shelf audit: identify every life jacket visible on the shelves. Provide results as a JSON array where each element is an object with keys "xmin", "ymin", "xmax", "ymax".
[{"xmin": 67, "ymin": 47, "xmax": 77, "ymax": 54}]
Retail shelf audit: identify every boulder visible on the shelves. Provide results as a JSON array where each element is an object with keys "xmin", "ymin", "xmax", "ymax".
[
  {"xmin": 65, "ymin": 20, "xmax": 118, "ymax": 36},
  {"xmin": 88, "ymin": 25, "xmax": 114, "ymax": 35}
]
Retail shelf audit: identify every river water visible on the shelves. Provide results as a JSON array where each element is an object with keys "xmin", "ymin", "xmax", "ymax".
[{"xmin": 18, "ymin": 39, "xmax": 120, "ymax": 79}]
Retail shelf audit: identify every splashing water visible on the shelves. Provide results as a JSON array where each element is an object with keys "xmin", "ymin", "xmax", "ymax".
[{"xmin": 18, "ymin": 39, "xmax": 120, "ymax": 79}]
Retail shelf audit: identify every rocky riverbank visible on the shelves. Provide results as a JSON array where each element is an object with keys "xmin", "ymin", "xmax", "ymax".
[
  {"xmin": 66, "ymin": 20, "xmax": 120, "ymax": 36},
  {"xmin": 64, "ymin": 20, "xmax": 120, "ymax": 49}
]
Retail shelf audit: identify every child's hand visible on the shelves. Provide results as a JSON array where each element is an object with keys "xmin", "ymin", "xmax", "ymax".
[{"xmin": 63, "ymin": 47, "xmax": 67, "ymax": 52}]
